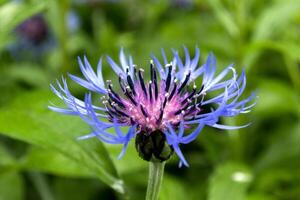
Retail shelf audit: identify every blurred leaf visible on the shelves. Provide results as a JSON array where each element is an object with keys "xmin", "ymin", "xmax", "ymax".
[
  {"xmin": 104, "ymin": 141, "xmax": 147, "ymax": 175},
  {"xmin": 0, "ymin": 0, "xmax": 8, "ymax": 6},
  {"xmin": 255, "ymin": 79, "xmax": 299, "ymax": 116},
  {"xmin": 28, "ymin": 172, "xmax": 55, "ymax": 200},
  {"xmin": 160, "ymin": 175, "xmax": 187, "ymax": 200},
  {"xmin": 245, "ymin": 0, "xmax": 300, "ymax": 68},
  {"xmin": 0, "ymin": 144, "xmax": 15, "ymax": 167},
  {"xmin": 66, "ymin": 33, "xmax": 94, "ymax": 55},
  {"xmin": 244, "ymin": 41, "xmax": 300, "ymax": 87},
  {"xmin": 255, "ymin": 123, "xmax": 300, "ymax": 172},
  {"xmin": 253, "ymin": 168, "xmax": 300, "ymax": 200},
  {"xmin": 0, "ymin": 143, "xmax": 16, "ymax": 173},
  {"xmin": 252, "ymin": 0, "xmax": 300, "ymax": 40},
  {"xmin": 45, "ymin": 0, "xmax": 71, "ymax": 73},
  {"xmin": 0, "ymin": 170, "xmax": 24, "ymax": 200},
  {"xmin": 0, "ymin": 90, "xmax": 125, "ymax": 194},
  {"xmin": 250, "ymin": 40, "xmax": 300, "ymax": 61},
  {"xmin": 5, "ymin": 64, "xmax": 50, "ymax": 88},
  {"xmin": 53, "ymin": 177, "xmax": 104, "ymax": 200},
  {"xmin": 21, "ymin": 146, "xmax": 94, "ymax": 178},
  {"xmin": 207, "ymin": 0, "xmax": 239, "ymax": 37},
  {"xmin": 208, "ymin": 162, "xmax": 252, "ymax": 200},
  {"xmin": 246, "ymin": 193, "xmax": 274, "ymax": 200}
]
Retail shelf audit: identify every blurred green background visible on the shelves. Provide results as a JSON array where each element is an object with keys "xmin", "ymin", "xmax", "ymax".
[{"xmin": 0, "ymin": 0, "xmax": 300, "ymax": 199}]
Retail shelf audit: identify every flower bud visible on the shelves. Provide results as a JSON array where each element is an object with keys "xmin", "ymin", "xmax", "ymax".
[{"xmin": 135, "ymin": 130, "xmax": 174, "ymax": 162}]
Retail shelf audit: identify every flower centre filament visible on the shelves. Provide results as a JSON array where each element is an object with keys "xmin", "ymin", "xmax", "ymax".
[{"xmin": 104, "ymin": 61, "xmax": 204, "ymax": 132}]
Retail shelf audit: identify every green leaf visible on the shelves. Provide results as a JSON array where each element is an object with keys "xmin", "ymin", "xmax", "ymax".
[
  {"xmin": 252, "ymin": 0, "xmax": 300, "ymax": 40},
  {"xmin": 53, "ymin": 177, "xmax": 106, "ymax": 200},
  {"xmin": 244, "ymin": 0, "xmax": 300, "ymax": 68},
  {"xmin": 0, "ymin": 143, "xmax": 15, "ymax": 167},
  {"xmin": 207, "ymin": 0, "xmax": 239, "ymax": 37},
  {"xmin": 21, "ymin": 146, "xmax": 94, "ymax": 178},
  {"xmin": 252, "ymin": 168, "xmax": 300, "ymax": 200},
  {"xmin": 246, "ymin": 193, "xmax": 274, "ymax": 200},
  {"xmin": 208, "ymin": 162, "xmax": 252, "ymax": 200},
  {"xmin": 104, "ymin": 141, "xmax": 147, "ymax": 175},
  {"xmin": 0, "ymin": 170, "xmax": 24, "ymax": 200},
  {"xmin": 254, "ymin": 123, "xmax": 300, "ymax": 172},
  {"xmin": 4, "ymin": 64, "xmax": 50, "ymax": 88},
  {"xmin": 254, "ymin": 79, "xmax": 299, "ymax": 116},
  {"xmin": 160, "ymin": 175, "xmax": 191, "ymax": 200},
  {"xmin": 0, "ymin": 90, "xmax": 124, "ymax": 193}
]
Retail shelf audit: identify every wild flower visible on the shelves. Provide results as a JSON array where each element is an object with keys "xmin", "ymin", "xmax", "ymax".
[{"xmin": 49, "ymin": 47, "xmax": 255, "ymax": 167}]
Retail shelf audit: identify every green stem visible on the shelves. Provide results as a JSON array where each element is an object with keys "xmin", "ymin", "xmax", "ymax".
[{"xmin": 145, "ymin": 161, "xmax": 165, "ymax": 200}]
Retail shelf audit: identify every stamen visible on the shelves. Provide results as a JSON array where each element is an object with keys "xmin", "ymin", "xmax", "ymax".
[
  {"xmin": 108, "ymin": 84, "xmax": 121, "ymax": 100},
  {"xmin": 168, "ymin": 82, "xmax": 177, "ymax": 101},
  {"xmin": 183, "ymin": 105, "xmax": 196, "ymax": 116},
  {"xmin": 156, "ymin": 109, "xmax": 164, "ymax": 124},
  {"xmin": 174, "ymin": 104, "xmax": 190, "ymax": 115},
  {"xmin": 165, "ymin": 64, "xmax": 172, "ymax": 92},
  {"xmin": 114, "ymin": 107, "xmax": 130, "ymax": 117},
  {"xmin": 106, "ymin": 111, "xmax": 113, "ymax": 119},
  {"xmin": 149, "ymin": 81, "xmax": 153, "ymax": 102},
  {"xmin": 108, "ymin": 92, "xmax": 125, "ymax": 108},
  {"xmin": 140, "ymin": 105, "xmax": 148, "ymax": 117},
  {"xmin": 109, "ymin": 99, "xmax": 128, "ymax": 117},
  {"xmin": 138, "ymin": 69, "xmax": 148, "ymax": 97},
  {"xmin": 133, "ymin": 65, "xmax": 137, "ymax": 79},
  {"xmin": 181, "ymin": 89, "xmax": 196, "ymax": 105},
  {"xmin": 118, "ymin": 76, "xmax": 126, "ymax": 92},
  {"xmin": 153, "ymin": 66, "xmax": 158, "ymax": 100},
  {"xmin": 130, "ymin": 117, "xmax": 135, "ymax": 124},
  {"xmin": 124, "ymin": 89, "xmax": 137, "ymax": 106},
  {"xmin": 126, "ymin": 74, "xmax": 136, "ymax": 95},
  {"xmin": 195, "ymin": 85, "xmax": 204, "ymax": 97},
  {"xmin": 177, "ymin": 72, "xmax": 191, "ymax": 94},
  {"xmin": 150, "ymin": 60, "xmax": 154, "ymax": 82},
  {"xmin": 162, "ymin": 97, "xmax": 167, "ymax": 109},
  {"xmin": 106, "ymin": 106, "xmax": 122, "ymax": 117}
]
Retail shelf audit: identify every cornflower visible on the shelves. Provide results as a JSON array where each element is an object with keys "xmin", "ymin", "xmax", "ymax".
[{"xmin": 49, "ymin": 47, "xmax": 255, "ymax": 167}]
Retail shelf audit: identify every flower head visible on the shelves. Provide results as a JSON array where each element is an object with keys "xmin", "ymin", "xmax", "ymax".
[
  {"xmin": 49, "ymin": 47, "xmax": 256, "ymax": 167},
  {"xmin": 15, "ymin": 15, "xmax": 49, "ymax": 45},
  {"xmin": 9, "ymin": 14, "xmax": 55, "ymax": 59}
]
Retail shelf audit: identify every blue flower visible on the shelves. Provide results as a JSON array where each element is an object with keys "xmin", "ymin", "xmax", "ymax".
[{"xmin": 49, "ymin": 47, "xmax": 256, "ymax": 167}]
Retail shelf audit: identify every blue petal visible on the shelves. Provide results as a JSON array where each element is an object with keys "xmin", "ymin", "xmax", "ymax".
[
  {"xmin": 181, "ymin": 123, "xmax": 205, "ymax": 144},
  {"xmin": 161, "ymin": 48, "xmax": 168, "ymax": 65},
  {"xmin": 106, "ymin": 55, "xmax": 125, "ymax": 76},
  {"xmin": 70, "ymin": 56, "xmax": 107, "ymax": 94},
  {"xmin": 117, "ymin": 124, "xmax": 137, "ymax": 159},
  {"xmin": 190, "ymin": 47, "xmax": 200, "ymax": 72},
  {"xmin": 96, "ymin": 57, "xmax": 105, "ymax": 86},
  {"xmin": 183, "ymin": 46, "xmax": 191, "ymax": 68},
  {"xmin": 173, "ymin": 145, "xmax": 189, "ymax": 167},
  {"xmin": 211, "ymin": 123, "xmax": 251, "ymax": 130},
  {"xmin": 119, "ymin": 48, "xmax": 128, "ymax": 72}
]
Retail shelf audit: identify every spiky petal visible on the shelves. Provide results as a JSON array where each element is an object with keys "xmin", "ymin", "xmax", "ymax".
[{"xmin": 49, "ymin": 48, "xmax": 256, "ymax": 167}]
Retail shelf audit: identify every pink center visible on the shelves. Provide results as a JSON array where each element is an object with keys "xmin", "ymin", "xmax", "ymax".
[{"xmin": 120, "ymin": 82, "xmax": 187, "ymax": 131}]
